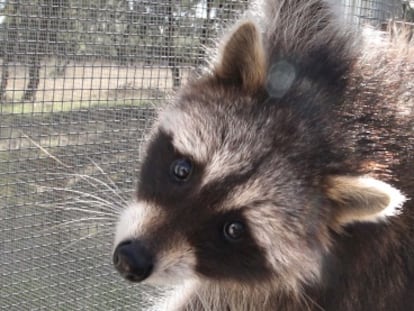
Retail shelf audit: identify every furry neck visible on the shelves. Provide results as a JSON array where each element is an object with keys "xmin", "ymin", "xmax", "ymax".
[{"xmin": 158, "ymin": 280, "xmax": 313, "ymax": 311}]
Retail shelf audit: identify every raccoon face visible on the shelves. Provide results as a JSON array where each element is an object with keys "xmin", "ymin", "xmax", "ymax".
[{"xmin": 113, "ymin": 22, "xmax": 405, "ymax": 292}]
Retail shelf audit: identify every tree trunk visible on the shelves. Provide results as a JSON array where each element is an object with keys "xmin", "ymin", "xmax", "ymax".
[
  {"xmin": 0, "ymin": 2, "xmax": 19, "ymax": 102},
  {"xmin": 165, "ymin": 0, "xmax": 180, "ymax": 89},
  {"xmin": 0, "ymin": 56, "xmax": 10, "ymax": 102},
  {"xmin": 22, "ymin": 56, "xmax": 41, "ymax": 101},
  {"xmin": 197, "ymin": 0, "xmax": 214, "ymax": 72}
]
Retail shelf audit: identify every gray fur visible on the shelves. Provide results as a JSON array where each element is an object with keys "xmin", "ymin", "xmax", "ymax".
[{"xmin": 113, "ymin": 1, "xmax": 414, "ymax": 310}]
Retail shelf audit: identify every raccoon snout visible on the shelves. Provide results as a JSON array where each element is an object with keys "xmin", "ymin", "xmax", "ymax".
[{"xmin": 113, "ymin": 240, "xmax": 154, "ymax": 282}]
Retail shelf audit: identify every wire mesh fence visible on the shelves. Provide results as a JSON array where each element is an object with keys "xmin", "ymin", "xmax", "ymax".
[
  {"xmin": 342, "ymin": 0, "xmax": 402, "ymax": 25},
  {"xmin": 0, "ymin": 1, "xmax": 411, "ymax": 310}
]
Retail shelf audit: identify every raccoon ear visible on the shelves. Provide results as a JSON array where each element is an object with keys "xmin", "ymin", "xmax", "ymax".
[
  {"xmin": 326, "ymin": 175, "xmax": 406, "ymax": 225},
  {"xmin": 214, "ymin": 21, "xmax": 266, "ymax": 93}
]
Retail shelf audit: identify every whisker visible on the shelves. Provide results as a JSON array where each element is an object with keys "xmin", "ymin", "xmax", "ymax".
[
  {"xmin": 59, "ymin": 226, "xmax": 114, "ymax": 251},
  {"xmin": 65, "ymin": 200, "xmax": 121, "ymax": 214},
  {"xmin": 36, "ymin": 202, "xmax": 115, "ymax": 217},
  {"xmin": 87, "ymin": 157, "xmax": 130, "ymax": 205},
  {"xmin": 42, "ymin": 217, "xmax": 115, "ymax": 232},
  {"xmin": 301, "ymin": 291, "xmax": 325, "ymax": 311},
  {"xmin": 50, "ymin": 195, "xmax": 122, "ymax": 214},
  {"xmin": 46, "ymin": 187, "xmax": 122, "ymax": 211},
  {"xmin": 45, "ymin": 171, "xmax": 129, "ymax": 208},
  {"xmin": 21, "ymin": 132, "xmax": 129, "ymax": 211},
  {"xmin": 20, "ymin": 132, "xmax": 70, "ymax": 169}
]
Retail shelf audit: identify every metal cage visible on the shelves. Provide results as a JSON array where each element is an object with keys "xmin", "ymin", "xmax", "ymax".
[{"xmin": 0, "ymin": 1, "xmax": 409, "ymax": 310}]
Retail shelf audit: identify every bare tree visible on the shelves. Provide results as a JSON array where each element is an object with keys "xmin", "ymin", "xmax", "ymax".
[
  {"xmin": 164, "ymin": 0, "xmax": 181, "ymax": 88},
  {"xmin": 0, "ymin": 0, "xmax": 70, "ymax": 102},
  {"xmin": 0, "ymin": 0, "xmax": 19, "ymax": 101}
]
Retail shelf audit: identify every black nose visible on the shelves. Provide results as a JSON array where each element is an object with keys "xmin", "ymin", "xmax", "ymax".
[{"xmin": 113, "ymin": 240, "xmax": 154, "ymax": 282}]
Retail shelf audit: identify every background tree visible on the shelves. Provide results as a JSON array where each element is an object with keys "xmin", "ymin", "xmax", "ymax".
[
  {"xmin": 0, "ymin": 0, "xmax": 20, "ymax": 101},
  {"xmin": 0, "ymin": 0, "xmax": 71, "ymax": 101},
  {"xmin": 402, "ymin": 0, "xmax": 414, "ymax": 21}
]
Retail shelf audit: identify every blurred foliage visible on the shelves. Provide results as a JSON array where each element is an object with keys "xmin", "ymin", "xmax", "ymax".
[
  {"xmin": 0, "ymin": 0, "xmax": 249, "ymax": 65},
  {"xmin": 0, "ymin": 0, "xmax": 249, "ymax": 95},
  {"xmin": 0, "ymin": 0, "xmax": 408, "ymax": 96},
  {"xmin": 0, "ymin": 0, "xmax": 409, "ymax": 65}
]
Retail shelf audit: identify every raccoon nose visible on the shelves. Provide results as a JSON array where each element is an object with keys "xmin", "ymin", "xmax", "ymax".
[{"xmin": 113, "ymin": 240, "xmax": 154, "ymax": 282}]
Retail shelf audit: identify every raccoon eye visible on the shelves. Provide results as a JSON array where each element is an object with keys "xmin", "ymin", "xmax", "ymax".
[
  {"xmin": 223, "ymin": 221, "xmax": 245, "ymax": 242},
  {"xmin": 170, "ymin": 158, "xmax": 193, "ymax": 181}
]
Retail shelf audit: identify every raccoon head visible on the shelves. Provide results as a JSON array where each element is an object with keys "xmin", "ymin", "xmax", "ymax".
[{"xmin": 113, "ymin": 21, "xmax": 406, "ymax": 293}]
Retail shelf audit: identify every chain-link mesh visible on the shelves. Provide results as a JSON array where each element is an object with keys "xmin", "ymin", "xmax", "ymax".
[{"xmin": 0, "ymin": 1, "xmax": 409, "ymax": 310}]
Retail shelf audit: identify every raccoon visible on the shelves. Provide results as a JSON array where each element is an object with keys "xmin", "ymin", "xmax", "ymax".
[{"xmin": 112, "ymin": 0, "xmax": 414, "ymax": 310}]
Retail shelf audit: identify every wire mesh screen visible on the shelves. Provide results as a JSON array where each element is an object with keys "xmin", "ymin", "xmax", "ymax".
[
  {"xmin": 342, "ymin": 0, "xmax": 403, "ymax": 25},
  {"xmin": 0, "ymin": 1, "xmax": 409, "ymax": 310}
]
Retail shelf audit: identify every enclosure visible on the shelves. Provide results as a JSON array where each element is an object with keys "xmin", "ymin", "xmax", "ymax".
[{"xmin": 0, "ymin": 0, "xmax": 412, "ymax": 310}]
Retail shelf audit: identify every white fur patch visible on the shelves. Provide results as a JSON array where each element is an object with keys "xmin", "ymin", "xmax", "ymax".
[
  {"xmin": 349, "ymin": 176, "xmax": 406, "ymax": 223},
  {"xmin": 149, "ymin": 281, "xmax": 199, "ymax": 311},
  {"xmin": 113, "ymin": 200, "xmax": 162, "ymax": 249},
  {"xmin": 202, "ymin": 149, "xmax": 244, "ymax": 187},
  {"xmin": 159, "ymin": 108, "xmax": 209, "ymax": 163},
  {"xmin": 114, "ymin": 200, "xmax": 197, "ymax": 286},
  {"xmin": 148, "ymin": 243, "xmax": 197, "ymax": 286}
]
